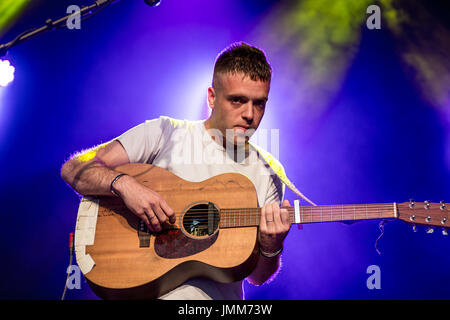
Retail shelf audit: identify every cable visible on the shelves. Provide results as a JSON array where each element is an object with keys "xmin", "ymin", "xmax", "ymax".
[
  {"xmin": 0, "ymin": 0, "xmax": 116, "ymax": 57},
  {"xmin": 61, "ymin": 232, "xmax": 74, "ymax": 300}
]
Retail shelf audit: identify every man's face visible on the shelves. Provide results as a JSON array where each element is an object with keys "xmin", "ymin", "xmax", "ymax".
[{"xmin": 207, "ymin": 72, "xmax": 270, "ymax": 145}]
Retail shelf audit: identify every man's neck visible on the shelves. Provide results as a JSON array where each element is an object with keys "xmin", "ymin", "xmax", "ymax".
[{"xmin": 203, "ymin": 119, "xmax": 250, "ymax": 160}]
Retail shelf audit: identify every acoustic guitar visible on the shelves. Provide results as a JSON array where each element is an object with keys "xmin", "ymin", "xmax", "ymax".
[{"xmin": 73, "ymin": 163, "xmax": 449, "ymax": 299}]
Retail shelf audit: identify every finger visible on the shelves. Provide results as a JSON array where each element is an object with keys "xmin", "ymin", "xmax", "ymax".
[
  {"xmin": 265, "ymin": 204, "xmax": 275, "ymax": 233},
  {"xmin": 273, "ymin": 202, "xmax": 283, "ymax": 227},
  {"xmin": 152, "ymin": 203, "xmax": 168, "ymax": 225},
  {"xmin": 280, "ymin": 200, "xmax": 291, "ymax": 226},
  {"xmin": 160, "ymin": 199, "xmax": 176, "ymax": 224},
  {"xmin": 139, "ymin": 213, "xmax": 151, "ymax": 230},
  {"xmin": 280, "ymin": 206, "xmax": 291, "ymax": 226},
  {"xmin": 266, "ymin": 203, "xmax": 274, "ymax": 223},
  {"xmin": 145, "ymin": 207, "xmax": 161, "ymax": 232},
  {"xmin": 260, "ymin": 204, "xmax": 267, "ymax": 230}
]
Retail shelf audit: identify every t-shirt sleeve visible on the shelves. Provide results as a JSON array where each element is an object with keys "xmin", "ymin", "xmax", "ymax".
[{"xmin": 115, "ymin": 117, "xmax": 170, "ymax": 164}]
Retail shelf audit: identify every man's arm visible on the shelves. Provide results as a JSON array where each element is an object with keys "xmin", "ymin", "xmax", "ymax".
[
  {"xmin": 61, "ymin": 141, "xmax": 130, "ymax": 196},
  {"xmin": 246, "ymin": 200, "xmax": 291, "ymax": 285},
  {"xmin": 61, "ymin": 140, "xmax": 175, "ymax": 231}
]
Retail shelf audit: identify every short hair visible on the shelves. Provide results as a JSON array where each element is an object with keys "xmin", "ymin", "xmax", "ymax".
[{"xmin": 212, "ymin": 42, "xmax": 272, "ymax": 88}]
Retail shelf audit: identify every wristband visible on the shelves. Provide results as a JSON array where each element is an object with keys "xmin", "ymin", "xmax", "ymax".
[
  {"xmin": 259, "ymin": 246, "xmax": 283, "ymax": 258},
  {"xmin": 110, "ymin": 173, "xmax": 127, "ymax": 196}
]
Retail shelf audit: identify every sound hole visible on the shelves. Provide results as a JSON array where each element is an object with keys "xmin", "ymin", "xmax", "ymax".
[{"xmin": 182, "ymin": 202, "xmax": 220, "ymax": 238}]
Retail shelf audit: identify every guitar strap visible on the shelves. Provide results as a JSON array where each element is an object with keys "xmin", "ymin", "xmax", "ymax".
[{"xmin": 249, "ymin": 142, "xmax": 317, "ymax": 206}]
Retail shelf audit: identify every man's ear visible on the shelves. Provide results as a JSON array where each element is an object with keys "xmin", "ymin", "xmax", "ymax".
[{"xmin": 207, "ymin": 87, "xmax": 216, "ymax": 110}]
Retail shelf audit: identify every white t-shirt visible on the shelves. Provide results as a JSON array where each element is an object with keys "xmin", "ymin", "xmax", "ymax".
[{"xmin": 116, "ymin": 116, "xmax": 284, "ymax": 299}]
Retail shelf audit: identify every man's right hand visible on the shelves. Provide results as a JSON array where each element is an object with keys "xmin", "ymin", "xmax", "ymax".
[
  {"xmin": 61, "ymin": 140, "xmax": 175, "ymax": 232},
  {"xmin": 113, "ymin": 174, "xmax": 176, "ymax": 232}
]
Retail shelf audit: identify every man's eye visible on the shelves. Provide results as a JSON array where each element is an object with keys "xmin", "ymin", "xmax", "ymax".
[{"xmin": 231, "ymin": 98, "xmax": 241, "ymax": 104}]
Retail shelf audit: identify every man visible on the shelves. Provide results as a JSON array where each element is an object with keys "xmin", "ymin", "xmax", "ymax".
[{"xmin": 61, "ymin": 42, "xmax": 292, "ymax": 299}]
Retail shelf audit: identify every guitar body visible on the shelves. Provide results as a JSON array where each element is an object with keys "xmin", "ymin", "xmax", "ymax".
[{"xmin": 75, "ymin": 164, "xmax": 260, "ymax": 299}]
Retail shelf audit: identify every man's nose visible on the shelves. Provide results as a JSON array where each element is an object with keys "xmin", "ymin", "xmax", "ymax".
[{"xmin": 242, "ymin": 103, "xmax": 254, "ymax": 123}]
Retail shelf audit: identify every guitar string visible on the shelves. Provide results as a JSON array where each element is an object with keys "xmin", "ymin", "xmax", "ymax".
[
  {"xmin": 174, "ymin": 208, "xmax": 399, "ymax": 224},
  {"xmin": 180, "ymin": 216, "xmax": 397, "ymax": 225},
  {"xmin": 171, "ymin": 205, "xmax": 397, "ymax": 219},
  {"xmin": 178, "ymin": 211, "xmax": 398, "ymax": 221},
  {"xmin": 178, "ymin": 208, "xmax": 397, "ymax": 217},
  {"xmin": 173, "ymin": 203, "xmax": 396, "ymax": 212},
  {"xmin": 173, "ymin": 207, "xmax": 397, "ymax": 218},
  {"xmin": 167, "ymin": 204, "xmax": 396, "ymax": 216},
  {"xmin": 176, "ymin": 212, "xmax": 397, "ymax": 223}
]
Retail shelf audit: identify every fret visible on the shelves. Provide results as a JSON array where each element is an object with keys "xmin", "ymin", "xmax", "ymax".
[
  {"xmin": 320, "ymin": 206, "xmax": 323, "ymax": 222},
  {"xmin": 230, "ymin": 210, "xmax": 232, "ymax": 227},
  {"xmin": 227, "ymin": 210, "xmax": 229, "ymax": 227},
  {"xmin": 239, "ymin": 209, "xmax": 240, "ymax": 227},
  {"xmin": 310, "ymin": 206, "xmax": 312, "ymax": 223},
  {"xmin": 301, "ymin": 206, "xmax": 303, "ymax": 224},
  {"xmin": 224, "ymin": 212, "xmax": 228, "ymax": 226},
  {"xmin": 302, "ymin": 207, "xmax": 305, "ymax": 223},
  {"xmin": 341, "ymin": 205, "xmax": 344, "ymax": 221},
  {"xmin": 365, "ymin": 204, "xmax": 368, "ymax": 219},
  {"xmin": 353, "ymin": 205, "xmax": 356, "ymax": 220}
]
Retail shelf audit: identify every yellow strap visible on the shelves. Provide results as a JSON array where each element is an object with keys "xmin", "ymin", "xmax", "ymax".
[{"xmin": 250, "ymin": 142, "xmax": 317, "ymax": 206}]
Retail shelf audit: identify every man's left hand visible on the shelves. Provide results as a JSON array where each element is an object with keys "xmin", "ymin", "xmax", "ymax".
[{"xmin": 258, "ymin": 200, "xmax": 292, "ymax": 255}]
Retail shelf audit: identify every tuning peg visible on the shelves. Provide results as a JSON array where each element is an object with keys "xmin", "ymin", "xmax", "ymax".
[
  {"xmin": 424, "ymin": 200, "xmax": 430, "ymax": 209},
  {"xmin": 426, "ymin": 227, "xmax": 434, "ymax": 234},
  {"xmin": 442, "ymin": 228, "xmax": 448, "ymax": 236},
  {"xmin": 409, "ymin": 199, "xmax": 415, "ymax": 209},
  {"xmin": 440, "ymin": 201, "xmax": 446, "ymax": 210}
]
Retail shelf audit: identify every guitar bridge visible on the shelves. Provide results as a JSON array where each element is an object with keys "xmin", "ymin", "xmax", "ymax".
[{"xmin": 138, "ymin": 220, "xmax": 151, "ymax": 248}]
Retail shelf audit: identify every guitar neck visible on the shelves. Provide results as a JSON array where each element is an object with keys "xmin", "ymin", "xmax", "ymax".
[{"xmin": 219, "ymin": 203, "xmax": 397, "ymax": 228}]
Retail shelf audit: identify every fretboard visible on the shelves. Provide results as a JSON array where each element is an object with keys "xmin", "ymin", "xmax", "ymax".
[{"xmin": 219, "ymin": 203, "xmax": 397, "ymax": 228}]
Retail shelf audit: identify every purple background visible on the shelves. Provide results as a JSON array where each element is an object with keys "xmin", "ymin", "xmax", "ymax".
[{"xmin": 0, "ymin": 0, "xmax": 449, "ymax": 299}]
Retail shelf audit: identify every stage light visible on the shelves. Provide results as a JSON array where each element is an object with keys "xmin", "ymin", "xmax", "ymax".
[
  {"xmin": 0, "ymin": 0, "xmax": 29, "ymax": 32},
  {"xmin": 0, "ymin": 59, "xmax": 15, "ymax": 87}
]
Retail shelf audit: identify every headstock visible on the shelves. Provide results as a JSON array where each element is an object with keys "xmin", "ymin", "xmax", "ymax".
[{"xmin": 397, "ymin": 200, "xmax": 449, "ymax": 235}]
